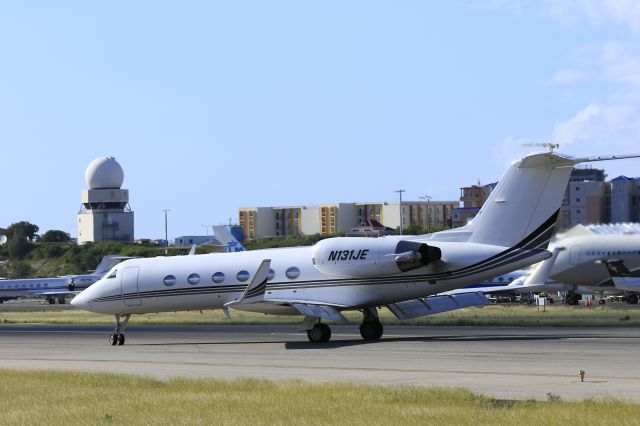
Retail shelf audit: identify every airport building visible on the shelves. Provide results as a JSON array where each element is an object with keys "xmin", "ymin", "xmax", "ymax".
[
  {"xmin": 610, "ymin": 176, "xmax": 640, "ymax": 223},
  {"xmin": 238, "ymin": 200, "xmax": 458, "ymax": 240},
  {"xmin": 452, "ymin": 182, "xmax": 497, "ymax": 228},
  {"xmin": 77, "ymin": 157, "xmax": 134, "ymax": 244}
]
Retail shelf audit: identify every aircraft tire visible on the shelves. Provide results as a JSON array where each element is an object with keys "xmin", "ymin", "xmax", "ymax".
[
  {"xmin": 359, "ymin": 321, "xmax": 383, "ymax": 341},
  {"xmin": 117, "ymin": 334, "xmax": 125, "ymax": 345},
  {"xmin": 48, "ymin": 298, "xmax": 55, "ymax": 305},
  {"xmin": 627, "ymin": 294, "xmax": 639, "ymax": 305},
  {"xmin": 566, "ymin": 295, "xmax": 580, "ymax": 306},
  {"xmin": 307, "ymin": 324, "xmax": 331, "ymax": 343},
  {"xmin": 109, "ymin": 333, "xmax": 118, "ymax": 346}
]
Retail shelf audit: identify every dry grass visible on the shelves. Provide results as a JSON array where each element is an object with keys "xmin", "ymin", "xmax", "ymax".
[
  {"xmin": 0, "ymin": 370, "xmax": 638, "ymax": 426},
  {"xmin": 1, "ymin": 305, "xmax": 640, "ymax": 327}
]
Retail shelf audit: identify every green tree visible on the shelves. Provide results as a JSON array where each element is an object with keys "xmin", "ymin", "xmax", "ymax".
[
  {"xmin": 8, "ymin": 228, "xmax": 33, "ymax": 259},
  {"xmin": 40, "ymin": 230, "xmax": 71, "ymax": 243},
  {"xmin": 6, "ymin": 221, "xmax": 40, "ymax": 241}
]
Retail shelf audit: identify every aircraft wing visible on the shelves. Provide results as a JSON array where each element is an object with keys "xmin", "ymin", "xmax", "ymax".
[{"xmin": 32, "ymin": 290, "xmax": 83, "ymax": 297}]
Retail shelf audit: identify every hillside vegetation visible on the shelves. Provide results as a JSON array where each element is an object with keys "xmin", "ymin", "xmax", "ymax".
[{"xmin": 0, "ymin": 242, "xmax": 185, "ymax": 278}]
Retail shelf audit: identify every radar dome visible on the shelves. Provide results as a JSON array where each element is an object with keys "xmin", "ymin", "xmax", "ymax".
[{"xmin": 85, "ymin": 157, "xmax": 124, "ymax": 189}]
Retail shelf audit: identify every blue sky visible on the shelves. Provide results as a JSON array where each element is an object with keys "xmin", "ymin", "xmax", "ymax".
[{"xmin": 1, "ymin": 1, "xmax": 639, "ymax": 239}]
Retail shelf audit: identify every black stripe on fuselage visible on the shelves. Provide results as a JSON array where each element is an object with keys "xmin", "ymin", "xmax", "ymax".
[{"xmin": 92, "ymin": 210, "xmax": 558, "ymax": 303}]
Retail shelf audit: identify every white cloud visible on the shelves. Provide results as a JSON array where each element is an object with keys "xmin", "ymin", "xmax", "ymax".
[
  {"xmin": 543, "ymin": 0, "xmax": 640, "ymax": 33},
  {"xmin": 550, "ymin": 69, "xmax": 584, "ymax": 84},
  {"xmin": 550, "ymin": 103, "xmax": 602, "ymax": 146},
  {"xmin": 496, "ymin": 103, "xmax": 640, "ymax": 165}
]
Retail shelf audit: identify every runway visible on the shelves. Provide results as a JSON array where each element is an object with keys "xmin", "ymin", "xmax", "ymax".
[{"xmin": 1, "ymin": 323, "xmax": 639, "ymax": 401}]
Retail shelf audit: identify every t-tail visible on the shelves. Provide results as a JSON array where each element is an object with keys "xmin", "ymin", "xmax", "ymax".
[{"xmin": 456, "ymin": 153, "xmax": 640, "ymax": 249}]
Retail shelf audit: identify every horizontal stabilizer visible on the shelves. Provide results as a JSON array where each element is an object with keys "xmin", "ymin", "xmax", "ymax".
[
  {"xmin": 291, "ymin": 303, "xmax": 350, "ymax": 323},
  {"xmin": 386, "ymin": 292, "xmax": 490, "ymax": 320}
]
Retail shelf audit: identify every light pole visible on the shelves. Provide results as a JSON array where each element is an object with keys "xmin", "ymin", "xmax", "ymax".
[
  {"xmin": 162, "ymin": 209, "xmax": 171, "ymax": 255},
  {"xmin": 420, "ymin": 195, "xmax": 432, "ymax": 233},
  {"xmin": 394, "ymin": 189, "xmax": 406, "ymax": 235}
]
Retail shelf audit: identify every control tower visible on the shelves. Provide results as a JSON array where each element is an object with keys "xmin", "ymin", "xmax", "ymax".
[{"xmin": 77, "ymin": 157, "xmax": 134, "ymax": 244}]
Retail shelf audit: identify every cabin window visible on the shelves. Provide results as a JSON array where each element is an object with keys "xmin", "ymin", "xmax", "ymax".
[
  {"xmin": 212, "ymin": 272, "xmax": 225, "ymax": 283},
  {"xmin": 107, "ymin": 270, "xmax": 117, "ymax": 279},
  {"xmin": 163, "ymin": 275, "xmax": 177, "ymax": 286},
  {"xmin": 237, "ymin": 270, "xmax": 250, "ymax": 282},
  {"xmin": 267, "ymin": 269, "xmax": 275, "ymax": 281},
  {"xmin": 187, "ymin": 273, "xmax": 200, "ymax": 285},
  {"xmin": 286, "ymin": 267, "xmax": 301, "ymax": 280}
]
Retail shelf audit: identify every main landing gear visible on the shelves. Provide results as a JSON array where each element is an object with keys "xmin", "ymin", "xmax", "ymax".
[
  {"xmin": 359, "ymin": 307, "xmax": 383, "ymax": 341},
  {"xmin": 109, "ymin": 314, "xmax": 131, "ymax": 346},
  {"xmin": 304, "ymin": 307, "xmax": 385, "ymax": 343},
  {"xmin": 306, "ymin": 323, "xmax": 331, "ymax": 343}
]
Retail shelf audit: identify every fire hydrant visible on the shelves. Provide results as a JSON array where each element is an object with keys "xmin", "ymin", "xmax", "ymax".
[{"xmin": 579, "ymin": 370, "xmax": 585, "ymax": 382}]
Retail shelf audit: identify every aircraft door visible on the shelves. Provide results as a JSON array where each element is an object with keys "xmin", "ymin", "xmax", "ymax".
[{"xmin": 120, "ymin": 266, "xmax": 142, "ymax": 306}]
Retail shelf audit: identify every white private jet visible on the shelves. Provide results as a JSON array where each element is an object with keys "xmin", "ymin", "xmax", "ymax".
[
  {"xmin": 71, "ymin": 152, "xmax": 640, "ymax": 345},
  {"xmin": 0, "ymin": 256, "xmax": 132, "ymax": 304}
]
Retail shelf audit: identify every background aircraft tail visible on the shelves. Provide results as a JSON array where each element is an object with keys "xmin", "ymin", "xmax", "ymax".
[
  {"xmin": 213, "ymin": 225, "xmax": 245, "ymax": 252},
  {"xmin": 93, "ymin": 255, "xmax": 135, "ymax": 276}
]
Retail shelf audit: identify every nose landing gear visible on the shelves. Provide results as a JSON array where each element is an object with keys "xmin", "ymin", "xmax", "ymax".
[{"xmin": 109, "ymin": 314, "xmax": 131, "ymax": 346}]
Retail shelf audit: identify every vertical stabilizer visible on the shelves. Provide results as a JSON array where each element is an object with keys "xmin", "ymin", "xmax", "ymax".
[{"xmin": 464, "ymin": 153, "xmax": 582, "ymax": 248}]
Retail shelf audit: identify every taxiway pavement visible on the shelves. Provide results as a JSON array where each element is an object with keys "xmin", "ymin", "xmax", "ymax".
[{"xmin": 1, "ymin": 324, "xmax": 639, "ymax": 401}]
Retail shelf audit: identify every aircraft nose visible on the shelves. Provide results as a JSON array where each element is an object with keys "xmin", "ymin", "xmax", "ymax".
[{"xmin": 70, "ymin": 292, "xmax": 88, "ymax": 309}]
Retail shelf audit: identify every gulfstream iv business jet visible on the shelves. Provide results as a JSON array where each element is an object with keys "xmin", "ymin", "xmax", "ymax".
[{"xmin": 71, "ymin": 152, "xmax": 640, "ymax": 345}]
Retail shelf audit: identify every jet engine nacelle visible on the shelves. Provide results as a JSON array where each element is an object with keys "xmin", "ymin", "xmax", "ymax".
[{"xmin": 312, "ymin": 237, "xmax": 441, "ymax": 278}]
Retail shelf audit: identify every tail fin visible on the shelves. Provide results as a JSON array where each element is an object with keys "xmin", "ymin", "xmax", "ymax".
[
  {"xmin": 93, "ymin": 255, "xmax": 135, "ymax": 275},
  {"xmin": 523, "ymin": 248, "xmax": 562, "ymax": 287},
  {"xmin": 465, "ymin": 153, "xmax": 640, "ymax": 248},
  {"xmin": 213, "ymin": 225, "xmax": 245, "ymax": 252}
]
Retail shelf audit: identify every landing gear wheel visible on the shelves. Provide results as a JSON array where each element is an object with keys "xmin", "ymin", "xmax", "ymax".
[
  {"xmin": 48, "ymin": 298, "xmax": 55, "ymax": 305},
  {"xmin": 307, "ymin": 323, "xmax": 331, "ymax": 343},
  {"xmin": 359, "ymin": 321, "xmax": 383, "ymax": 341},
  {"xmin": 566, "ymin": 294, "xmax": 580, "ymax": 305},
  {"xmin": 599, "ymin": 299, "xmax": 606, "ymax": 305},
  {"xmin": 109, "ymin": 333, "xmax": 118, "ymax": 346},
  {"xmin": 627, "ymin": 294, "xmax": 639, "ymax": 305},
  {"xmin": 108, "ymin": 314, "xmax": 131, "ymax": 346}
]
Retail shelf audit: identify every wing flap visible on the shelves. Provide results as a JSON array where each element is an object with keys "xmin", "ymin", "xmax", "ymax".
[
  {"xmin": 386, "ymin": 292, "xmax": 490, "ymax": 320},
  {"xmin": 291, "ymin": 303, "xmax": 350, "ymax": 323}
]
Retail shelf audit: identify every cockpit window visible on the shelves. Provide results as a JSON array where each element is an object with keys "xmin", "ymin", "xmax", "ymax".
[{"xmin": 106, "ymin": 269, "xmax": 117, "ymax": 279}]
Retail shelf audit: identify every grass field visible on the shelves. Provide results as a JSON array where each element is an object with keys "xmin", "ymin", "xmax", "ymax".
[
  {"xmin": 0, "ymin": 370, "xmax": 638, "ymax": 425},
  {"xmin": 1, "ymin": 304, "xmax": 640, "ymax": 327}
]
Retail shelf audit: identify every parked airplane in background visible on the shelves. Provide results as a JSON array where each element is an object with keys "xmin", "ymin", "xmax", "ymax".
[
  {"xmin": 0, "ymin": 256, "xmax": 131, "ymax": 304},
  {"xmin": 492, "ymin": 223, "xmax": 640, "ymax": 304},
  {"xmin": 71, "ymin": 152, "xmax": 640, "ymax": 345}
]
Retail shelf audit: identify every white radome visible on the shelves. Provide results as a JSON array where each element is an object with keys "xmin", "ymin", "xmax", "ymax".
[{"xmin": 85, "ymin": 157, "xmax": 124, "ymax": 189}]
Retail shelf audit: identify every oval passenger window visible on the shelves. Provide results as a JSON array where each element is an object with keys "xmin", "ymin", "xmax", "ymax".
[{"xmin": 286, "ymin": 267, "xmax": 300, "ymax": 280}]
